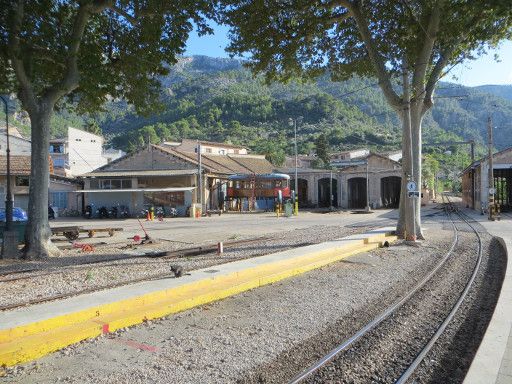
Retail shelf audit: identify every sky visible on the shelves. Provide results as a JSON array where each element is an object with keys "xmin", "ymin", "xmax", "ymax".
[{"xmin": 185, "ymin": 23, "xmax": 512, "ymax": 88}]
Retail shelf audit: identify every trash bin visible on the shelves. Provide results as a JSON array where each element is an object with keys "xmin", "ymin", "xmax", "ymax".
[{"xmin": 0, "ymin": 221, "xmax": 27, "ymax": 244}]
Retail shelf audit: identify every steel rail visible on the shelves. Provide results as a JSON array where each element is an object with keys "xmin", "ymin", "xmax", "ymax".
[
  {"xmin": 395, "ymin": 195, "xmax": 483, "ymax": 383},
  {"xmin": 289, "ymin": 199, "xmax": 459, "ymax": 384},
  {"xmin": 0, "ymin": 235, "xmax": 315, "ymax": 311}
]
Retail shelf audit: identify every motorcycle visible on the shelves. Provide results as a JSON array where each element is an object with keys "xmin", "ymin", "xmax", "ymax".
[
  {"xmin": 111, "ymin": 205, "xmax": 119, "ymax": 219},
  {"xmin": 156, "ymin": 206, "xmax": 165, "ymax": 221},
  {"xmin": 98, "ymin": 206, "xmax": 109, "ymax": 219},
  {"xmin": 85, "ymin": 205, "xmax": 93, "ymax": 219},
  {"xmin": 119, "ymin": 205, "xmax": 130, "ymax": 218},
  {"xmin": 169, "ymin": 207, "xmax": 178, "ymax": 217}
]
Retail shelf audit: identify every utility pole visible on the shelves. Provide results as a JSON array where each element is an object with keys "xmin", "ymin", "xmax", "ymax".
[
  {"xmin": 487, "ymin": 116, "xmax": 495, "ymax": 220},
  {"xmin": 365, "ymin": 160, "xmax": 370, "ymax": 212},
  {"xmin": 197, "ymin": 141, "xmax": 203, "ymax": 216},
  {"xmin": 294, "ymin": 118, "xmax": 298, "ymax": 215},
  {"xmin": 329, "ymin": 169, "xmax": 333, "ymax": 210}
]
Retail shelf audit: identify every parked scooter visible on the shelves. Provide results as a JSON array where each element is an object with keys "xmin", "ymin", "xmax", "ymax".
[
  {"xmin": 85, "ymin": 205, "xmax": 93, "ymax": 219},
  {"xmin": 98, "ymin": 206, "xmax": 109, "ymax": 219},
  {"xmin": 169, "ymin": 207, "xmax": 178, "ymax": 217},
  {"xmin": 119, "ymin": 205, "xmax": 130, "ymax": 218},
  {"xmin": 156, "ymin": 206, "xmax": 165, "ymax": 221},
  {"xmin": 111, "ymin": 205, "xmax": 119, "ymax": 219}
]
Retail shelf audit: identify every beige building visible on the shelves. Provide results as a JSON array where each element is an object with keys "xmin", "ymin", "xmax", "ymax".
[
  {"xmin": 0, "ymin": 155, "xmax": 82, "ymax": 214},
  {"xmin": 81, "ymin": 143, "xmax": 273, "ymax": 216},
  {"xmin": 461, "ymin": 147, "xmax": 512, "ymax": 212},
  {"xmin": 279, "ymin": 153, "xmax": 402, "ymax": 209}
]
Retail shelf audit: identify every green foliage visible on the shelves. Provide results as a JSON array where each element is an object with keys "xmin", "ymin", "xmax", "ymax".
[
  {"xmin": 0, "ymin": 1, "xmax": 215, "ymax": 115},
  {"xmin": 315, "ymin": 134, "xmax": 330, "ymax": 166}
]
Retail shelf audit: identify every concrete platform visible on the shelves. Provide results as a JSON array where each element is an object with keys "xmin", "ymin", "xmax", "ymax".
[
  {"xmin": 0, "ymin": 227, "xmax": 396, "ymax": 367},
  {"xmin": 463, "ymin": 211, "xmax": 512, "ymax": 384}
]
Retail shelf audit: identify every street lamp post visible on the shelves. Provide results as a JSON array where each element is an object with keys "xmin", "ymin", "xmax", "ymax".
[
  {"xmin": 1, "ymin": 95, "xmax": 17, "ymax": 259},
  {"xmin": 0, "ymin": 96, "xmax": 13, "ymax": 229},
  {"xmin": 289, "ymin": 117, "xmax": 302, "ymax": 215}
]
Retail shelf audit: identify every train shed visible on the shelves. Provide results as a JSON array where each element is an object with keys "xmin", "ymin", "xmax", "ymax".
[{"xmin": 461, "ymin": 146, "xmax": 512, "ymax": 212}]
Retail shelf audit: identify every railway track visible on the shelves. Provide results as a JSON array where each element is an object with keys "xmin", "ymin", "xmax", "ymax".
[
  {"xmin": 0, "ymin": 234, "xmax": 319, "ymax": 311},
  {"xmin": 289, "ymin": 194, "xmax": 484, "ymax": 383},
  {"xmin": 0, "ymin": 236, "xmax": 273, "ymax": 282}
]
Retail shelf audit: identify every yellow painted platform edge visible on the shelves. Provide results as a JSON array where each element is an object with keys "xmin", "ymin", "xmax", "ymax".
[
  {"xmin": 0, "ymin": 231, "xmax": 395, "ymax": 344},
  {"xmin": 0, "ymin": 233, "xmax": 396, "ymax": 366}
]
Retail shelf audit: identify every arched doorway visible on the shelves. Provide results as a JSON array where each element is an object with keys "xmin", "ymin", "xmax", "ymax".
[
  {"xmin": 380, "ymin": 176, "xmax": 401, "ymax": 208},
  {"xmin": 291, "ymin": 178, "xmax": 309, "ymax": 207},
  {"xmin": 348, "ymin": 177, "xmax": 367, "ymax": 209},
  {"xmin": 318, "ymin": 178, "xmax": 337, "ymax": 207}
]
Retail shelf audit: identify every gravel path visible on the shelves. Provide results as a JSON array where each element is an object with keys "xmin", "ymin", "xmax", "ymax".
[
  {"xmin": 1, "ymin": 219, "xmax": 452, "ymax": 383},
  {"xmin": 0, "ymin": 225, "xmax": 372, "ymax": 308}
]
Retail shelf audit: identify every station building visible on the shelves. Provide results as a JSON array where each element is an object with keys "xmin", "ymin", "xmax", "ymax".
[
  {"xmin": 461, "ymin": 147, "xmax": 512, "ymax": 212},
  {"xmin": 80, "ymin": 142, "xmax": 273, "ymax": 216}
]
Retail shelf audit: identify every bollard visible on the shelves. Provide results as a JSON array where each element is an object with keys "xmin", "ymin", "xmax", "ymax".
[{"xmin": 217, "ymin": 242, "xmax": 223, "ymax": 255}]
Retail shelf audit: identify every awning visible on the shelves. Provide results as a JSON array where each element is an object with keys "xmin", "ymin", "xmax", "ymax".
[{"xmin": 74, "ymin": 187, "xmax": 195, "ymax": 193}]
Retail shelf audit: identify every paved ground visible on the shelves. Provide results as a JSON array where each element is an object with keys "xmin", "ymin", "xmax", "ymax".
[
  {"xmin": 462, "ymin": 209, "xmax": 512, "ymax": 384},
  {"xmin": 49, "ymin": 209, "xmax": 397, "ymax": 245}
]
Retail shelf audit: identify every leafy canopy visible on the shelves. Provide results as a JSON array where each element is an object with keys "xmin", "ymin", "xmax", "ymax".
[
  {"xmin": 0, "ymin": 1, "xmax": 215, "ymax": 113},
  {"xmin": 221, "ymin": 0, "xmax": 512, "ymax": 109}
]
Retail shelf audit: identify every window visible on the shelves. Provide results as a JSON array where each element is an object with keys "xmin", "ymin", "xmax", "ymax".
[
  {"xmin": 89, "ymin": 179, "xmax": 99, "ymax": 189},
  {"xmin": 51, "ymin": 192, "xmax": 67, "ymax": 209},
  {"xmin": 53, "ymin": 158, "xmax": 65, "ymax": 168},
  {"xmin": 96, "ymin": 179, "xmax": 132, "ymax": 190},
  {"xmin": 234, "ymin": 150, "xmax": 239, "ymax": 154},
  {"xmin": 169, "ymin": 191, "xmax": 185, "ymax": 206},
  {"xmin": 75, "ymin": 138, "xmax": 81, "ymax": 142},
  {"xmin": 49, "ymin": 144, "xmax": 64, "ymax": 153},
  {"xmin": 15, "ymin": 176, "xmax": 29, "ymax": 187},
  {"xmin": 205, "ymin": 148, "xmax": 212, "ymax": 153}
]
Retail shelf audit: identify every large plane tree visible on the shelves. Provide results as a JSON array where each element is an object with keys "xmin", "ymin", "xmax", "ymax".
[
  {"xmin": 221, "ymin": 0, "xmax": 512, "ymax": 240},
  {"xmin": 0, "ymin": 1, "xmax": 214, "ymax": 259}
]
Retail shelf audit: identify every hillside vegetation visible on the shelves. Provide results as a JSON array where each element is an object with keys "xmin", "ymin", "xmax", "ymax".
[{"xmin": 3, "ymin": 56, "xmax": 512, "ymax": 189}]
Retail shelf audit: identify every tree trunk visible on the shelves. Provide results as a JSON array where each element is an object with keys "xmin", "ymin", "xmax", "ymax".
[
  {"xmin": 23, "ymin": 101, "xmax": 61, "ymax": 259},
  {"xmin": 411, "ymin": 102, "xmax": 425, "ymax": 240}
]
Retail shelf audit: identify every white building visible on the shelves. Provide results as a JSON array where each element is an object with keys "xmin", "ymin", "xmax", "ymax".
[
  {"xmin": 49, "ymin": 127, "xmax": 108, "ymax": 176},
  {"xmin": 0, "ymin": 128, "xmax": 32, "ymax": 156},
  {"xmin": 330, "ymin": 148, "xmax": 370, "ymax": 161},
  {"xmin": 102, "ymin": 148, "xmax": 126, "ymax": 164},
  {"xmin": 163, "ymin": 139, "xmax": 248, "ymax": 155}
]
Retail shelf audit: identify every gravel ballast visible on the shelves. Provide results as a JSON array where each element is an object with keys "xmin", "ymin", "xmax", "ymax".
[
  {"xmin": 1, "ymin": 216, "xmax": 454, "ymax": 383},
  {"xmin": 0, "ymin": 225, "xmax": 372, "ymax": 309}
]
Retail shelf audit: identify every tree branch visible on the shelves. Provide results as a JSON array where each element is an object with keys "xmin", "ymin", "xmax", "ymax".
[
  {"xmin": 348, "ymin": 2, "xmax": 402, "ymax": 109},
  {"xmin": 422, "ymin": 42, "xmax": 460, "ymax": 113},
  {"xmin": 7, "ymin": 0, "xmax": 37, "ymax": 112},
  {"xmin": 411, "ymin": 2, "xmax": 441, "ymax": 98}
]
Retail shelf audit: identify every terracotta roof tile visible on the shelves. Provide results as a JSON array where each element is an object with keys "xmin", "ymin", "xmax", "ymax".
[{"xmin": 0, "ymin": 155, "xmax": 31, "ymax": 175}]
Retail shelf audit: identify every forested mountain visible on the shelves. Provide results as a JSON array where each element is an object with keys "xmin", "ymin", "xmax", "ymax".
[
  {"xmin": 474, "ymin": 84, "xmax": 512, "ymax": 102},
  {"xmin": 3, "ymin": 56, "xmax": 512, "ymax": 173}
]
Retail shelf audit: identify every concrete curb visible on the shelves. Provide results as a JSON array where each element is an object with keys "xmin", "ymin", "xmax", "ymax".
[
  {"xmin": 464, "ymin": 235, "xmax": 512, "ymax": 384},
  {"xmin": 0, "ymin": 229, "xmax": 396, "ymax": 367}
]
